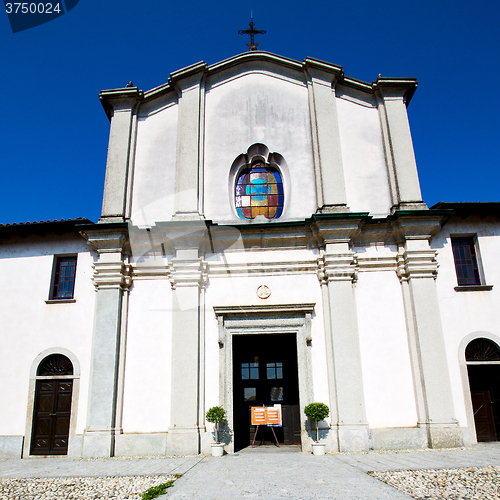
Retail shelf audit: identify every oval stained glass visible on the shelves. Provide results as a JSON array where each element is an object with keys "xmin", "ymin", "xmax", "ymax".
[{"xmin": 235, "ymin": 163, "xmax": 283, "ymax": 220}]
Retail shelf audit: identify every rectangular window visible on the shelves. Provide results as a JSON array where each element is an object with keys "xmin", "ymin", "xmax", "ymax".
[
  {"xmin": 451, "ymin": 237, "xmax": 481, "ymax": 286},
  {"xmin": 51, "ymin": 256, "xmax": 77, "ymax": 299},
  {"xmin": 241, "ymin": 362, "xmax": 259, "ymax": 380}
]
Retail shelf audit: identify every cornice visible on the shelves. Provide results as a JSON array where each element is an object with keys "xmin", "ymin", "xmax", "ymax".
[
  {"xmin": 373, "ymin": 77, "xmax": 418, "ymax": 106},
  {"xmin": 207, "ymin": 259, "xmax": 318, "ymax": 278},
  {"xmin": 79, "ymin": 224, "xmax": 129, "ymax": 253},
  {"xmin": 213, "ymin": 303, "xmax": 315, "ymax": 317},
  {"xmin": 101, "ymin": 52, "xmax": 420, "ymax": 115},
  {"xmin": 99, "ymin": 87, "xmax": 143, "ymax": 121},
  {"xmin": 209, "ymin": 51, "xmax": 304, "ymax": 74}
]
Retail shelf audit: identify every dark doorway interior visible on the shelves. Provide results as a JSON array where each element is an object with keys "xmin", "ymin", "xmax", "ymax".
[
  {"xmin": 31, "ymin": 354, "xmax": 73, "ymax": 455},
  {"xmin": 233, "ymin": 333, "xmax": 300, "ymax": 450},
  {"xmin": 468, "ymin": 364, "xmax": 500, "ymax": 442}
]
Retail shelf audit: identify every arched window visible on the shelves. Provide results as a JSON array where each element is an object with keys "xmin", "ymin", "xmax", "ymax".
[
  {"xmin": 465, "ymin": 338, "xmax": 500, "ymax": 362},
  {"xmin": 37, "ymin": 353, "xmax": 74, "ymax": 376},
  {"xmin": 235, "ymin": 162, "xmax": 284, "ymax": 220}
]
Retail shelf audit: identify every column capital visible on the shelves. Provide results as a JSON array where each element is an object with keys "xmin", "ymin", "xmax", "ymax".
[
  {"xmin": 397, "ymin": 248, "xmax": 438, "ymax": 282},
  {"xmin": 99, "ymin": 87, "xmax": 143, "ymax": 120},
  {"xmin": 312, "ymin": 214, "xmax": 366, "ymax": 245},
  {"xmin": 318, "ymin": 252, "xmax": 357, "ymax": 284},
  {"xmin": 79, "ymin": 224, "xmax": 131, "ymax": 290},
  {"xmin": 390, "ymin": 213, "xmax": 444, "ymax": 242},
  {"xmin": 169, "ymin": 61, "xmax": 208, "ymax": 93},
  {"xmin": 169, "ymin": 258, "xmax": 208, "ymax": 290},
  {"xmin": 373, "ymin": 77, "xmax": 418, "ymax": 106},
  {"xmin": 303, "ymin": 57, "xmax": 344, "ymax": 87}
]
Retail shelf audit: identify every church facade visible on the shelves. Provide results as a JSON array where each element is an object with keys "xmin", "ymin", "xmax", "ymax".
[{"xmin": 1, "ymin": 52, "xmax": 499, "ymax": 459}]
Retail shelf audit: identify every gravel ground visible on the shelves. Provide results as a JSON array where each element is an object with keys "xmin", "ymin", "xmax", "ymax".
[
  {"xmin": 370, "ymin": 466, "xmax": 500, "ymax": 499},
  {"xmin": 0, "ymin": 475, "xmax": 177, "ymax": 500}
]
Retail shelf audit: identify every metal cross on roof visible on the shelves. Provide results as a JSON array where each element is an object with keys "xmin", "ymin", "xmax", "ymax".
[{"xmin": 238, "ymin": 14, "xmax": 266, "ymax": 51}]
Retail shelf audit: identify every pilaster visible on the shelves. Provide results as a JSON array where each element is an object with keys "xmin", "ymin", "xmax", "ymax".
[
  {"xmin": 315, "ymin": 216, "xmax": 369, "ymax": 452},
  {"xmin": 171, "ymin": 62, "xmax": 208, "ymax": 220},
  {"xmin": 99, "ymin": 88, "xmax": 141, "ymax": 222},
  {"xmin": 304, "ymin": 58, "xmax": 348, "ymax": 213},
  {"xmin": 79, "ymin": 224, "xmax": 130, "ymax": 457},
  {"xmin": 166, "ymin": 221, "xmax": 208, "ymax": 455},
  {"xmin": 394, "ymin": 216, "xmax": 463, "ymax": 448},
  {"xmin": 375, "ymin": 78, "xmax": 426, "ymax": 211}
]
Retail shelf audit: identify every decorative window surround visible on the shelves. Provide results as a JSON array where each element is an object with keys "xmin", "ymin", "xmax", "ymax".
[
  {"xmin": 451, "ymin": 236, "xmax": 483, "ymax": 286},
  {"xmin": 50, "ymin": 256, "xmax": 77, "ymax": 300},
  {"xmin": 229, "ymin": 143, "xmax": 289, "ymax": 221}
]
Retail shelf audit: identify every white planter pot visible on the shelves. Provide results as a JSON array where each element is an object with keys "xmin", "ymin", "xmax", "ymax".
[
  {"xmin": 311, "ymin": 443, "xmax": 326, "ymax": 456},
  {"xmin": 211, "ymin": 443, "xmax": 225, "ymax": 457}
]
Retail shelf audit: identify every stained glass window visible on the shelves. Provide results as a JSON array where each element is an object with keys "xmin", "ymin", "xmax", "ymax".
[{"xmin": 235, "ymin": 163, "xmax": 283, "ymax": 220}]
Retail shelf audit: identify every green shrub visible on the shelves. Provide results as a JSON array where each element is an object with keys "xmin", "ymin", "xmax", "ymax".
[
  {"xmin": 206, "ymin": 406, "xmax": 227, "ymax": 444},
  {"xmin": 141, "ymin": 481, "xmax": 174, "ymax": 500},
  {"xmin": 304, "ymin": 402, "xmax": 330, "ymax": 442}
]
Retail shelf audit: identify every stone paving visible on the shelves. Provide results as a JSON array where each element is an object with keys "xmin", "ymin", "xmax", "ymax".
[
  {"xmin": 1, "ymin": 444, "xmax": 500, "ymax": 499},
  {"xmin": 334, "ymin": 442, "xmax": 500, "ymax": 472}
]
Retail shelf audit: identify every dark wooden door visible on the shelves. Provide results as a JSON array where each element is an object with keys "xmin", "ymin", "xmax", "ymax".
[
  {"xmin": 471, "ymin": 390, "xmax": 497, "ymax": 442},
  {"xmin": 233, "ymin": 334, "xmax": 301, "ymax": 449},
  {"xmin": 31, "ymin": 379, "xmax": 73, "ymax": 455}
]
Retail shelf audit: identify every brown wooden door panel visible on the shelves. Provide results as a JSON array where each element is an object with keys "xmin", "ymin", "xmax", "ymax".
[
  {"xmin": 31, "ymin": 379, "xmax": 73, "ymax": 455},
  {"xmin": 472, "ymin": 390, "xmax": 496, "ymax": 442}
]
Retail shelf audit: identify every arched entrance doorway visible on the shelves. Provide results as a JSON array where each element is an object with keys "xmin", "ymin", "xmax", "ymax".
[
  {"xmin": 466, "ymin": 338, "xmax": 500, "ymax": 442},
  {"xmin": 31, "ymin": 354, "xmax": 74, "ymax": 455}
]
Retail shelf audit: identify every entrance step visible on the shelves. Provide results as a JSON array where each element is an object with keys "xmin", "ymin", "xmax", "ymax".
[{"xmin": 236, "ymin": 445, "xmax": 301, "ymax": 453}]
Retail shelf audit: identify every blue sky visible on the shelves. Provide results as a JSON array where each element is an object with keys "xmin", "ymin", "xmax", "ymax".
[{"xmin": 1, "ymin": 0, "xmax": 499, "ymax": 224}]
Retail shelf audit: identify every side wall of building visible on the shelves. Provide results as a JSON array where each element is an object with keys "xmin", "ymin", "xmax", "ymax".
[
  {"xmin": 0, "ymin": 232, "xmax": 95, "ymax": 458},
  {"xmin": 433, "ymin": 215, "xmax": 500, "ymax": 445}
]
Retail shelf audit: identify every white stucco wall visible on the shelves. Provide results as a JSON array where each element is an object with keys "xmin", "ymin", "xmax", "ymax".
[
  {"xmin": 0, "ymin": 233, "xmax": 95, "ymax": 436},
  {"xmin": 204, "ymin": 255, "xmax": 326, "ymax": 410},
  {"xmin": 433, "ymin": 216, "xmax": 500, "ymax": 428},
  {"xmin": 204, "ymin": 73, "xmax": 316, "ymax": 222},
  {"xmin": 121, "ymin": 278, "xmax": 173, "ymax": 432},
  {"xmin": 336, "ymin": 98, "xmax": 392, "ymax": 216},
  {"xmin": 355, "ymin": 249, "xmax": 418, "ymax": 428},
  {"xmin": 131, "ymin": 104, "xmax": 178, "ymax": 227}
]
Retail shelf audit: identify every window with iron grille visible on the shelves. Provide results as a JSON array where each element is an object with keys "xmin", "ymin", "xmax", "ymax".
[
  {"xmin": 51, "ymin": 256, "xmax": 77, "ymax": 299},
  {"xmin": 451, "ymin": 236, "xmax": 481, "ymax": 286}
]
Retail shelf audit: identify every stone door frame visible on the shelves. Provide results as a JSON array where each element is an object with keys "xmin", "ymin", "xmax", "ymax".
[
  {"xmin": 214, "ymin": 303, "xmax": 315, "ymax": 453},
  {"xmin": 23, "ymin": 347, "xmax": 80, "ymax": 458},
  {"xmin": 458, "ymin": 332, "xmax": 500, "ymax": 445}
]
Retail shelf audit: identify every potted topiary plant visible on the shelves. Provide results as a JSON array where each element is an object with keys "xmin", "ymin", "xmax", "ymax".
[
  {"xmin": 304, "ymin": 402, "xmax": 330, "ymax": 455},
  {"xmin": 206, "ymin": 406, "xmax": 227, "ymax": 457}
]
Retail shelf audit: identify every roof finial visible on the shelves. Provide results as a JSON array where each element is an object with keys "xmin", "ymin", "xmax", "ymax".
[{"xmin": 238, "ymin": 12, "xmax": 266, "ymax": 51}]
